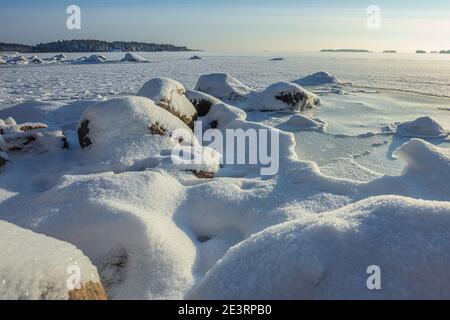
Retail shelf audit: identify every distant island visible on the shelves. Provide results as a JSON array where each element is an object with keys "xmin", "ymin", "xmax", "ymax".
[
  {"xmin": 440, "ymin": 50, "xmax": 450, "ymax": 54},
  {"xmin": 383, "ymin": 50, "xmax": 397, "ymax": 53},
  {"xmin": 320, "ymin": 49, "xmax": 371, "ymax": 53},
  {"xmin": 0, "ymin": 39, "xmax": 193, "ymax": 53},
  {"xmin": 416, "ymin": 50, "xmax": 427, "ymax": 54}
]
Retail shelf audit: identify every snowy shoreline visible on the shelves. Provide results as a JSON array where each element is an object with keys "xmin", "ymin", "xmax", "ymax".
[{"xmin": 1, "ymin": 63, "xmax": 450, "ymax": 299}]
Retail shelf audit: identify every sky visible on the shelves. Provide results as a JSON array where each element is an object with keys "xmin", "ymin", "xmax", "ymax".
[{"xmin": 0, "ymin": 0, "xmax": 449, "ymax": 52}]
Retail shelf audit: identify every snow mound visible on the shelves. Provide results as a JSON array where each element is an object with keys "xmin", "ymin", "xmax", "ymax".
[
  {"xmin": 195, "ymin": 74, "xmax": 321, "ymax": 112},
  {"xmin": 0, "ymin": 220, "xmax": 104, "ymax": 300},
  {"xmin": 396, "ymin": 116, "xmax": 449, "ymax": 138},
  {"xmin": 122, "ymin": 52, "xmax": 149, "ymax": 63},
  {"xmin": 190, "ymin": 196, "xmax": 450, "ymax": 299},
  {"xmin": 137, "ymin": 78, "xmax": 197, "ymax": 127},
  {"xmin": 284, "ymin": 114, "xmax": 327, "ymax": 132},
  {"xmin": 294, "ymin": 71, "xmax": 343, "ymax": 86},
  {"xmin": 195, "ymin": 73, "xmax": 255, "ymax": 101}
]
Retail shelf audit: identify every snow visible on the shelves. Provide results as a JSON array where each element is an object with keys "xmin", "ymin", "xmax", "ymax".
[
  {"xmin": 137, "ymin": 78, "xmax": 197, "ymax": 127},
  {"xmin": 73, "ymin": 54, "xmax": 109, "ymax": 64},
  {"xmin": 1, "ymin": 54, "xmax": 450, "ymax": 300},
  {"xmin": 294, "ymin": 71, "xmax": 343, "ymax": 86},
  {"xmin": 0, "ymin": 220, "xmax": 101, "ymax": 300},
  {"xmin": 189, "ymin": 196, "xmax": 450, "ymax": 299}
]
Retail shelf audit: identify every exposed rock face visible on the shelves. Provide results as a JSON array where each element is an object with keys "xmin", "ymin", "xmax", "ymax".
[
  {"xmin": 68, "ymin": 282, "xmax": 108, "ymax": 300},
  {"xmin": 78, "ymin": 120, "xmax": 92, "ymax": 148},
  {"xmin": 137, "ymin": 78, "xmax": 198, "ymax": 128}
]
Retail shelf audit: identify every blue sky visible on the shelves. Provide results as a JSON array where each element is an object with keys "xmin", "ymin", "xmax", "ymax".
[{"xmin": 0, "ymin": 0, "xmax": 449, "ymax": 52}]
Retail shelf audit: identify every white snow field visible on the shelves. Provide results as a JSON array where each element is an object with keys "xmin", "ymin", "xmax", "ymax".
[{"xmin": 0, "ymin": 52, "xmax": 450, "ymax": 300}]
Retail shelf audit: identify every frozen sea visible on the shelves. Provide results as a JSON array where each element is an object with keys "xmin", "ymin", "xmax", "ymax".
[
  {"xmin": 1, "ymin": 51, "xmax": 450, "ymax": 299},
  {"xmin": 1, "ymin": 51, "xmax": 449, "ymax": 176}
]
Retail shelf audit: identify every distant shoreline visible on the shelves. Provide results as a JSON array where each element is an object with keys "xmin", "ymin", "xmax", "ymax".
[{"xmin": 0, "ymin": 39, "xmax": 195, "ymax": 53}]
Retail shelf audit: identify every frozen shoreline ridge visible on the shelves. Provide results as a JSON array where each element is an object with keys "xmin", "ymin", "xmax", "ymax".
[{"xmin": 1, "ymin": 69, "xmax": 450, "ymax": 300}]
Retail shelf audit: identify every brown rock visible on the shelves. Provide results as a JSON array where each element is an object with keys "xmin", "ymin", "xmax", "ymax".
[{"xmin": 68, "ymin": 282, "xmax": 108, "ymax": 300}]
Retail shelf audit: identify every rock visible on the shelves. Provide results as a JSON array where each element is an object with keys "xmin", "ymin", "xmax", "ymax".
[
  {"xmin": 137, "ymin": 78, "xmax": 197, "ymax": 128},
  {"xmin": 0, "ymin": 221, "xmax": 105, "ymax": 300},
  {"xmin": 189, "ymin": 55, "xmax": 202, "ymax": 60},
  {"xmin": 68, "ymin": 282, "xmax": 108, "ymax": 300}
]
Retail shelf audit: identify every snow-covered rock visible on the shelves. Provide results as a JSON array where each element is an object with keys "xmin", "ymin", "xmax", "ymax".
[
  {"xmin": 190, "ymin": 195, "xmax": 450, "ymax": 299},
  {"xmin": 0, "ymin": 57, "xmax": 6, "ymax": 64},
  {"xmin": 195, "ymin": 74, "xmax": 321, "ymax": 112},
  {"xmin": 0, "ymin": 220, "xmax": 105, "ymax": 300},
  {"xmin": 85, "ymin": 54, "xmax": 108, "ymax": 64},
  {"xmin": 77, "ymin": 96, "xmax": 219, "ymax": 175},
  {"xmin": 284, "ymin": 114, "xmax": 327, "ymax": 132},
  {"xmin": 0, "ymin": 118, "xmax": 67, "ymax": 154},
  {"xmin": 53, "ymin": 53, "xmax": 67, "ymax": 61},
  {"xmin": 7, "ymin": 55, "xmax": 28, "ymax": 65},
  {"xmin": 137, "ymin": 78, "xmax": 197, "ymax": 128},
  {"xmin": 0, "ymin": 135, "xmax": 7, "ymax": 169},
  {"xmin": 78, "ymin": 96, "xmax": 194, "ymax": 149},
  {"xmin": 250, "ymin": 81, "xmax": 321, "ymax": 112},
  {"xmin": 29, "ymin": 55, "xmax": 43, "ymax": 64},
  {"xmin": 294, "ymin": 71, "xmax": 343, "ymax": 86},
  {"xmin": 195, "ymin": 73, "xmax": 255, "ymax": 101},
  {"xmin": 396, "ymin": 116, "xmax": 449, "ymax": 138},
  {"xmin": 186, "ymin": 90, "xmax": 246, "ymax": 130},
  {"xmin": 122, "ymin": 52, "xmax": 149, "ymax": 63}
]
